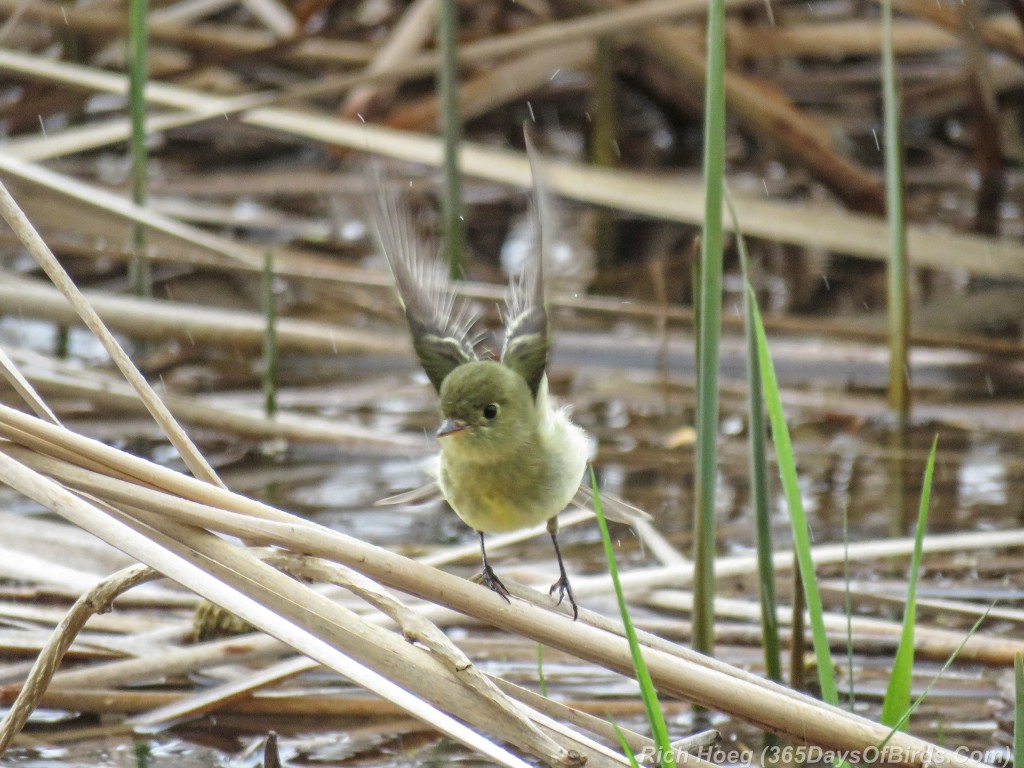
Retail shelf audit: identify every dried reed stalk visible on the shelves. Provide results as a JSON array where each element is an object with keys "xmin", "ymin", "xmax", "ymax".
[
  {"xmin": 0, "ymin": 275, "xmax": 403, "ymax": 356},
  {"xmin": 0, "ymin": 405, "xmax": 991, "ymax": 767},
  {"xmin": 0, "ymin": 565, "xmax": 157, "ymax": 752},
  {"xmin": 3, "ymin": 49, "xmax": 1024, "ymax": 278},
  {"xmin": 0, "ymin": 445, "xmax": 542, "ymax": 767},
  {"xmin": 0, "ymin": 176, "xmax": 222, "ymax": 488}
]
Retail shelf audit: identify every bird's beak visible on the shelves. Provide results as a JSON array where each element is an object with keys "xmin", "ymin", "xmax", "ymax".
[{"xmin": 436, "ymin": 418, "xmax": 468, "ymax": 438}]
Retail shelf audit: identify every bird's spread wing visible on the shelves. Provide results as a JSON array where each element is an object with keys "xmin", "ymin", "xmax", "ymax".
[
  {"xmin": 374, "ymin": 479, "xmax": 443, "ymax": 507},
  {"xmin": 572, "ymin": 485, "xmax": 653, "ymax": 528},
  {"xmin": 368, "ymin": 160, "xmax": 477, "ymax": 393},
  {"xmin": 501, "ymin": 129, "xmax": 550, "ymax": 399}
]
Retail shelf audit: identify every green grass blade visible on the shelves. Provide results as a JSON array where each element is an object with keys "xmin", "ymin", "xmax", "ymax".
[
  {"xmin": 725, "ymin": 191, "xmax": 780, "ymax": 683},
  {"xmin": 692, "ymin": 0, "xmax": 727, "ymax": 660},
  {"xmin": 134, "ymin": 740, "xmax": 150, "ymax": 768},
  {"xmin": 590, "ymin": 467, "xmax": 674, "ymax": 766},
  {"xmin": 843, "ymin": 504, "xmax": 855, "ymax": 709},
  {"xmin": 788, "ymin": 551, "xmax": 806, "ymax": 692},
  {"xmin": 879, "ymin": 606, "xmax": 992, "ymax": 745},
  {"xmin": 880, "ymin": 436, "xmax": 937, "ymax": 728},
  {"xmin": 1015, "ymin": 652, "xmax": 1024, "ymax": 765},
  {"xmin": 748, "ymin": 287, "xmax": 838, "ymax": 705},
  {"xmin": 128, "ymin": 0, "xmax": 151, "ymax": 297},
  {"xmin": 610, "ymin": 719, "xmax": 642, "ymax": 768},
  {"xmin": 262, "ymin": 249, "xmax": 278, "ymax": 418},
  {"xmin": 437, "ymin": 0, "xmax": 466, "ymax": 278},
  {"xmin": 881, "ymin": 0, "xmax": 909, "ymax": 416},
  {"xmin": 590, "ymin": 36, "xmax": 618, "ymax": 270},
  {"xmin": 128, "ymin": 0, "xmax": 147, "ymax": 211}
]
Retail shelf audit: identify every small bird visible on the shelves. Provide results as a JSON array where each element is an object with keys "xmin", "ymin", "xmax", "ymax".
[{"xmin": 369, "ymin": 136, "xmax": 592, "ymax": 619}]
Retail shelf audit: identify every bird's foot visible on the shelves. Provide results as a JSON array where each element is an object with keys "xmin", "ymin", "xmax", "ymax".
[
  {"xmin": 478, "ymin": 564, "xmax": 511, "ymax": 603},
  {"xmin": 549, "ymin": 574, "xmax": 579, "ymax": 620}
]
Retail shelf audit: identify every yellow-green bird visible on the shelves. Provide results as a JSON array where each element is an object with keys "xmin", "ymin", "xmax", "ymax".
[{"xmin": 370, "ymin": 141, "xmax": 592, "ymax": 619}]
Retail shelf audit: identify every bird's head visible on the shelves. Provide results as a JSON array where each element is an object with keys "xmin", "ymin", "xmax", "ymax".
[{"xmin": 436, "ymin": 361, "xmax": 536, "ymax": 460}]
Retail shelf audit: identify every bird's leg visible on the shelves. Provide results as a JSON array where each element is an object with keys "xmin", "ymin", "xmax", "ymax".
[
  {"xmin": 478, "ymin": 531, "xmax": 511, "ymax": 603},
  {"xmin": 547, "ymin": 516, "xmax": 579, "ymax": 620}
]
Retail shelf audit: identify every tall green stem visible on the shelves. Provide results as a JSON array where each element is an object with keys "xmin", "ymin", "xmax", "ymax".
[
  {"xmin": 727, "ymin": 193, "xmax": 781, "ymax": 684},
  {"xmin": 590, "ymin": 37, "xmax": 618, "ymax": 270},
  {"xmin": 128, "ymin": 0, "xmax": 151, "ymax": 297},
  {"xmin": 692, "ymin": 0, "xmax": 726, "ymax": 658},
  {"xmin": 882, "ymin": 0, "xmax": 909, "ymax": 418},
  {"xmin": 262, "ymin": 249, "xmax": 278, "ymax": 418},
  {"xmin": 437, "ymin": 0, "xmax": 466, "ymax": 279}
]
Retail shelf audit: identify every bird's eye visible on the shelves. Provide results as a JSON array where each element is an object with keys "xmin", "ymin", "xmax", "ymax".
[{"xmin": 483, "ymin": 403, "xmax": 499, "ymax": 420}]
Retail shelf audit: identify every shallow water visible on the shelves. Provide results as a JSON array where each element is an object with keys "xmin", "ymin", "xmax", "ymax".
[{"xmin": 1, "ymin": 273, "xmax": 1022, "ymax": 763}]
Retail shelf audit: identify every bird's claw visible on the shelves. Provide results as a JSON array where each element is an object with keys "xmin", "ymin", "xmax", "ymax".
[
  {"xmin": 480, "ymin": 564, "xmax": 512, "ymax": 603},
  {"xmin": 549, "ymin": 574, "xmax": 579, "ymax": 620}
]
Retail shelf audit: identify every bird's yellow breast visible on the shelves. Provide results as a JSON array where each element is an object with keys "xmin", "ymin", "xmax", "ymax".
[
  {"xmin": 437, "ymin": 408, "xmax": 590, "ymax": 533},
  {"xmin": 439, "ymin": 455, "xmax": 571, "ymax": 532}
]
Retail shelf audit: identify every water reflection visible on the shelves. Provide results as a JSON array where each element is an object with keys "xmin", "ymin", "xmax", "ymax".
[{"xmin": 958, "ymin": 442, "xmax": 1008, "ymax": 509}]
